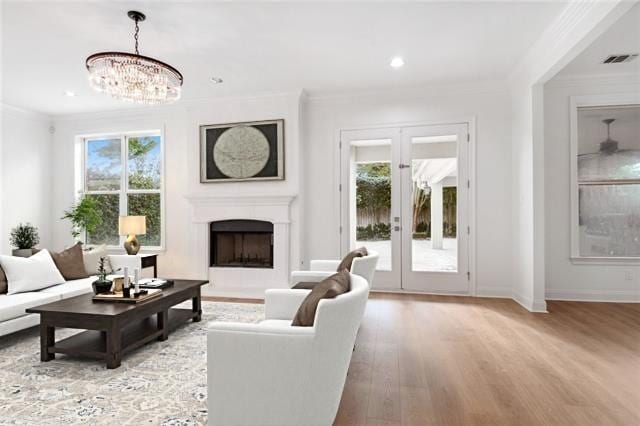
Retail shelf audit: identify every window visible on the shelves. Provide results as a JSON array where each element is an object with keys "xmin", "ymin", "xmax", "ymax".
[
  {"xmin": 81, "ymin": 132, "xmax": 163, "ymax": 249},
  {"xmin": 571, "ymin": 95, "xmax": 640, "ymax": 262}
]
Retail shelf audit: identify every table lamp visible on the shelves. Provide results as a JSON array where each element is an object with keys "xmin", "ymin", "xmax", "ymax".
[{"xmin": 119, "ymin": 216, "xmax": 146, "ymax": 255}]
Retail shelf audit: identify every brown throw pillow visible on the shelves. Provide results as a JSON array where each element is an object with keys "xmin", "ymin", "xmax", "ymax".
[
  {"xmin": 291, "ymin": 281, "xmax": 318, "ymax": 290},
  {"xmin": 0, "ymin": 263, "xmax": 7, "ymax": 294},
  {"xmin": 51, "ymin": 243, "xmax": 90, "ymax": 280},
  {"xmin": 292, "ymin": 270, "xmax": 350, "ymax": 327},
  {"xmin": 336, "ymin": 247, "xmax": 368, "ymax": 272}
]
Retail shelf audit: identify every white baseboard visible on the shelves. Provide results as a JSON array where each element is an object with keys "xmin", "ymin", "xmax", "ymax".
[
  {"xmin": 476, "ymin": 286, "xmax": 512, "ymax": 299},
  {"xmin": 546, "ymin": 288, "xmax": 640, "ymax": 303},
  {"xmin": 512, "ymin": 292, "xmax": 548, "ymax": 313}
]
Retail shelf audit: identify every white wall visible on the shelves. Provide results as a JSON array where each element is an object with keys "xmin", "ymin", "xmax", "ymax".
[
  {"xmin": 50, "ymin": 92, "xmax": 303, "ymax": 283},
  {"xmin": 0, "ymin": 106, "xmax": 53, "ymax": 254},
  {"xmin": 544, "ymin": 75, "xmax": 640, "ymax": 302},
  {"xmin": 302, "ymin": 86, "xmax": 514, "ymax": 296},
  {"xmin": 507, "ymin": 1, "xmax": 632, "ymax": 312}
]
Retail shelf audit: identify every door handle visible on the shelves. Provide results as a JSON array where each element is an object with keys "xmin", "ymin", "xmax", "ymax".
[{"xmin": 399, "ymin": 164, "xmax": 410, "ymax": 169}]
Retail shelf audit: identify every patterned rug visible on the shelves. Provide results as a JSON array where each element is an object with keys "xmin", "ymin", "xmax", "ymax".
[{"xmin": 0, "ymin": 301, "xmax": 264, "ymax": 425}]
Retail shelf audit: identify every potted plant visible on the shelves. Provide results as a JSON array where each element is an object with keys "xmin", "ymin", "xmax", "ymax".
[
  {"xmin": 9, "ymin": 223, "xmax": 40, "ymax": 257},
  {"xmin": 61, "ymin": 196, "xmax": 102, "ymax": 242},
  {"xmin": 92, "ymin": 256, "xmax": 113, "ymax": 294}
]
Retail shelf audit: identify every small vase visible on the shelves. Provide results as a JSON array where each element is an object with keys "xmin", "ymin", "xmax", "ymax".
[
  {"xmin": 12, "ymin": 248, "xmax": 33, "ymax": 258},
  {"xmin": 92, "ymin": 279, "xmax": 112, "ymax": 295}
]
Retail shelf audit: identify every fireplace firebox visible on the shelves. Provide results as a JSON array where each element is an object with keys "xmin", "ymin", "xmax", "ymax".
[{"xmin": 210, "ymin": 220, "xmax": 274, "ymax": 268}]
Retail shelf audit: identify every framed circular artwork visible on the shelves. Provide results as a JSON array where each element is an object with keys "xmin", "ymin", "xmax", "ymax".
[{"xmin": 200, "ymin": 119, "xmax": 284, "ymax": 182}]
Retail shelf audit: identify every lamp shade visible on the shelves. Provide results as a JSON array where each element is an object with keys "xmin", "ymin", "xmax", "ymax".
[{"xmin": 119, "ymin": 216, "xmax": 146, "ymax": 235}]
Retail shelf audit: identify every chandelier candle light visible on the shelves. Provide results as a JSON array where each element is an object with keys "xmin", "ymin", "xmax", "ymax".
[{"xmin": 86, "ymin": 11, "xmax": 183, "ymax": 105}]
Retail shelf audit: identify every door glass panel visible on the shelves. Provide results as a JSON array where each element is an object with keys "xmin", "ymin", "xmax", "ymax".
[
  {"xmin": 352, "ymin": 139, "xmax": 392, "ymax": 271},
  {"xmin": 410, "ymin": 136, "xmax": 458, "ymax": 272}
]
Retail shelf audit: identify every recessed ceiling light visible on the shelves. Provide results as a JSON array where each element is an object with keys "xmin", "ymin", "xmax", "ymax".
[
  {"xmin": 390, "ymin": 57, "xmax": 405, "ymax": 68},
  {"xmin": 63, "ymin": 91, "xmax": 76, "ymax": 97},
  {"xmin": 210, "ymin": 77, "xmax": 224, "ymax": 84}
]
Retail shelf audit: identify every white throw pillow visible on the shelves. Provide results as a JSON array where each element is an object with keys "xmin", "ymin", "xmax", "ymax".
[
  {"xmin": 0, "ymin": 249, "xmax": 66, "ymax": 295},
  {"xmin": 83, "ymin": 244, "xmax": 112, "ymax": 275}
]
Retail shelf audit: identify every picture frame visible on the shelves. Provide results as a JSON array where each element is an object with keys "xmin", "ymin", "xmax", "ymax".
[{"xmin": 200, "ymin": 119, "xmax": 285, "ymax": 183}]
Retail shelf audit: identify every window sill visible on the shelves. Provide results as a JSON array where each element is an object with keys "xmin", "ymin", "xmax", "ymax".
[
  {"xmin": 570, "ymin": 256, "xmax": 640, "ymax": 266},
  {"xmin": 84, "ymin": 245, "xmax": 166, "ymax": 255}
]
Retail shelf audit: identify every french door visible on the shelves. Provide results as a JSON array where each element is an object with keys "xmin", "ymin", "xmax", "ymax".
[{"xmin": 340, "ymin": 123, "xmax": 470, "ymax": 294}]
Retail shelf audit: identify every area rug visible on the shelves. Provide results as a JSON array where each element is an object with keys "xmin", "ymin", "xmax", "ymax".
[{"xmin": 0, "ymin": 301, "xmax": 264, "ymax": 425}]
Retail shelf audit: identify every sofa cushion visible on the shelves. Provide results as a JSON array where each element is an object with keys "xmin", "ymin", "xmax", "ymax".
[
  {"xmin": 51, "ymin": 243, "xmax": 90, "ymax": 280},
  {"xmin": 0, "ymin": 292, "xmax": 59, "ymax": 322},
  {"xmin": 41, "ymin": 277, "xmax": 96, "ymax": 299},
  {"xmin": 292, "ymin": 270, "xmax": 350, "ymax": 327},
  {"xmin": 0, "ymin": 250, "xmax": 66, "ymax": 295},
  {"xmin": 336, "ymin": 247, "xmax": 368, "ymax": 272},
  {"xmin": 0, "ymin": 263, "xmax": 6, "ymax": 295},
  {"xmin": 83, "ymin": 245, "xmax": 112, "ymax": 275}
]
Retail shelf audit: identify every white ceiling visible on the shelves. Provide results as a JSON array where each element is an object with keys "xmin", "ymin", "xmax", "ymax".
[
  {"xmin": 556, "ymin": 2, "xmax": 640, "ymax": 78},
  {"xmin": 1, "ymin": 1, "xmax": 567, "ymax": 116}
]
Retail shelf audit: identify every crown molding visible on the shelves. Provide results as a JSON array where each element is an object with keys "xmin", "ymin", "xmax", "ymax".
[
  {"xmin": 0, "ymin": 102, "xmax": 52, "ymax": 122},
  {"xmin": 545, "ymin": 72, "xmax": 640, "ymax": 89},
  {"xmin": 52, "ymin": 90, "xmax": 304, "ymax": 122},
  {"xmin": 509, "ymin": 0, "xmax": 635, "ymax": 87},
  {"xmin": 305, "ymin": 80, "xmax": 509, "ymax": 104}
]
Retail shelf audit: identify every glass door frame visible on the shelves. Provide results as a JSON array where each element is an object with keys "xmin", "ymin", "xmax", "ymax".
[
  {"xmin": 339, "ymin": 127, "xmax": 402, "ymax": 290},
  {"xmin": 339, "ymin": 121, "xmax": 476, "ymax": 295},
  {"xmin": 400, "ymin": 123, "xmax": 470, "ymax": 294}
]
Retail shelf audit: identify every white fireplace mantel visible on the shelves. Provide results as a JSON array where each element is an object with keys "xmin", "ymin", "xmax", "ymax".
[
  {"xmin": 184, "ymin": 193, "xmax": 297, "ymax": 298},
  {"xmin": 185, "ymin": 193, "xmax": 295, "ymax": 224}
]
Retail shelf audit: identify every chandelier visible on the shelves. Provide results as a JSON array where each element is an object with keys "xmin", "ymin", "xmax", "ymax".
[{"xmin": 86, "ymin": 11, "xmax": 183, "ymax": 105}]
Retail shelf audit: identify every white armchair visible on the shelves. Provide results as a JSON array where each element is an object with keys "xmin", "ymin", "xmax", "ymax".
[
  {"xmin": 290, "ymin": 250, "xmax": 379, "ymax": 288},
  {"xmin": 207, "ymin": 274, "xmax": 370, "ymax": 426}
]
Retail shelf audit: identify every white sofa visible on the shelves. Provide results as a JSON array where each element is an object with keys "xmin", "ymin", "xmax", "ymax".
[
  {"xmin": 0, "ymin": 254, "xmax": 140, "ymax": 337},
  {"xmin": 290, "ymin": 250, "xmax": 379, "ymax": 288},
  {"xmin": 207, "ymin": 273, "xmax": 370, "ymax": 426}
]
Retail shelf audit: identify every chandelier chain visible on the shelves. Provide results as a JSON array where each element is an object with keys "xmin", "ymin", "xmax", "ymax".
[{"xmin": 134, "ymin": 18, "xmax": 140, "ymax": 55}]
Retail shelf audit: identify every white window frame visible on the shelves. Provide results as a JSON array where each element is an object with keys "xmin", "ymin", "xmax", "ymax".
[
  {"xmin": 570, "ymin": 93, "xmax": 640, "ymax": 265},
  {"xmin": 78, "ymin": 130, "xmax": 165, "ymax": 252}
]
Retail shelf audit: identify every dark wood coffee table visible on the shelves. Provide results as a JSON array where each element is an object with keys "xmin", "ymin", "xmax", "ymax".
[{"xmin": 26, "ymin": 279, "xmax": 208, "ymax": 369}]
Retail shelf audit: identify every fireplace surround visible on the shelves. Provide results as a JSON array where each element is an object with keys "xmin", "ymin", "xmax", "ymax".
[{"xmin": 186, "ymin": 194, "xmax": 297, "ymax": 297}]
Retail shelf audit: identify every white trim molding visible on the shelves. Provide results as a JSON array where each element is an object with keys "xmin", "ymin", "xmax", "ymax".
[
  {"xmin": 476, "ymin": 286, "xmax": 512, "ymax": 299},
  {"xmin": 546, "ymin": 288, "xmax": 640, "ymax": 303},
  {"xmin": 513, "ymin": 291, "xmax": 548, "ymax": 313}
]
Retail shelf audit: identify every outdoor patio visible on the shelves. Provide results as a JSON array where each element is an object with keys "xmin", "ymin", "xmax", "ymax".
[{"xmin": 356, "ymin": 237, "xmax": 458, "ymax": 272}]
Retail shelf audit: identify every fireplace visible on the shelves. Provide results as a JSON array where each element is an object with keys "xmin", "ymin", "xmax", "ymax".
[{"xmin": 210, "ymin": 220, "xmax": 274, "ymax": 268}]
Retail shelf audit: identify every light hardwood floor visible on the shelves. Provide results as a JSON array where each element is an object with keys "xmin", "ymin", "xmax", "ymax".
[{"xmin": 335, "ymin": 293, "xmax": 640, "ymax": 426}]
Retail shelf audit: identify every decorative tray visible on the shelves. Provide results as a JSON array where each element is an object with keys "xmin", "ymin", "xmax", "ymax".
[{"xmin": 93, "ymin": 289, "xmax": 162, "ymax": 304}]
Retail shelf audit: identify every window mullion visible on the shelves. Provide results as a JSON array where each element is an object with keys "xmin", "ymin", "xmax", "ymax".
[
  {"xmin": 119, "ymin": 135, "xmax": 127, "ymax": 247},
  {"xmin": 82, "ymin": 138, "xmax": 88, "ymax": 244}
]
